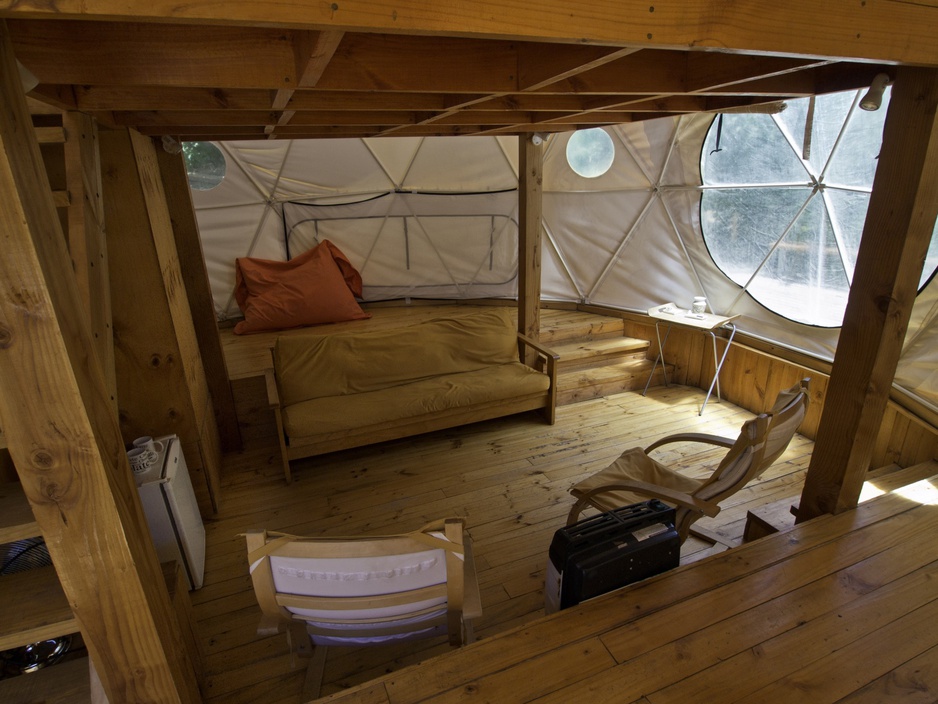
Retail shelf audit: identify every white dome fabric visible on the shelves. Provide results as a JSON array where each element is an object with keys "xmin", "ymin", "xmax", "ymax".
[{"xmin": 191, "ymin": 120, "xmax": 938, "ymax": 412}]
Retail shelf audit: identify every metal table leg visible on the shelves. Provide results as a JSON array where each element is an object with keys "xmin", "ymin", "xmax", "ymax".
[
  {"xmin": 699, "ymin": 323, "xmax": 737, "ymax": 415},
  {"xmin": 642, "ymin": 321, "xmax": 671, "ymax": 396}
]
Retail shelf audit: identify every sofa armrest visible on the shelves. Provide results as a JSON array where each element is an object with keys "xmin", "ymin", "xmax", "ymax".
[
  {"xmin": 265, "ymin": 347, "xmax": 280, "ymax": 409},
  {"xmin": 518, "ymin": 333, "xmax": 559, "ymax": 424},
  {"xmin": 264, "ymin": 367, "xmax": 280, "ymax": 409}
]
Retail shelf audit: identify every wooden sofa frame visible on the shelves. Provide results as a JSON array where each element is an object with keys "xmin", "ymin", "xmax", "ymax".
[{"xmin": 266, "ymin": 333, "xmax": 558, "ymax": 482}]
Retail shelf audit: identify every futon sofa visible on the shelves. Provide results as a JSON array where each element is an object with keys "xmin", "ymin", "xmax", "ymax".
[{"xmin": 266, "ymin": 309, "xmax": 558, "ymax": 481}]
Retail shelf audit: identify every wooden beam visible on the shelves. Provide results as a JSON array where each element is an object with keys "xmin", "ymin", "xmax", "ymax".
[
  {"xmin": 295, "ymin": 29, "xmax": 344, "ymax": 88},
  {"xmin": 63, "ymin": 111, "xmax": 117, "ymax": 412},
  {"xmin": 517, "ymin": 45, "xmax": 640, "ymax": 91},
  {"xmin": 9, "ymin": 20, "xmax": 300, "ymax": 89},
  {"xmin": 0, "ymin": 21, "xmax": 200, "ymax": 704},
  {"xmin": 518, "ymin": 134, "xmax": 544, "ymax": 352},
  {"xmin": 71, "ymin": 85, "xmax": 468, "ymax": 112},
  {"xmin": 273, "ymin": 29, "xmax": 343, "ymax": 127},
  {"xmin": 156, "ymin": 145, "xmax": 242, "ymax": 454},
  {"xmin": 1, "ymin": 1, "xmax": 936, "ymax": 65},
  {"xmin": 798, "ymin": 66, "xmax": 938, "ymax": 520},
  {"xmin": 316, "ymin": 33, "xmax": 520, "ymax": 93},
  {"xmin": 102, "ymin": 127, "xmax": 223, "ymax": 515}
]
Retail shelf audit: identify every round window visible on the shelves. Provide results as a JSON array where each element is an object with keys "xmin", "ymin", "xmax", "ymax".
[
  {"xmin": 700, "ymin": 90, "xmax": 938, "ymax": 327},
  {"xmin": 183, "ymin": 141, "xmax": 226, "ymax": 191},
  {"xmin": 566, "ymin": 128, "xmax": 615, "ymax": 178}
]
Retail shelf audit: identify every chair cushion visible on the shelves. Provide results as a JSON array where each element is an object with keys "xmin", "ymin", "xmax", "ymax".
[{"xmin": 571, "ymin": 447, "xmax": 705, "ymax": 512}]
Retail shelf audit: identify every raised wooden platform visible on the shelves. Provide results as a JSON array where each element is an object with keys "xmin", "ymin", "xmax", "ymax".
[{"xmin": 323, "ymin": 470, "xmax": 938, "ymax": 704}]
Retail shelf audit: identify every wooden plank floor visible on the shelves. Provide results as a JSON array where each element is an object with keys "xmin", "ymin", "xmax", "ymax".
[
  {"xmin": 191, "ymin": 380, "xmax": 813, "ymax": 703},
  {"xmin": 324, "ymin": 470, "xmax": 938, "ymax": 704}
]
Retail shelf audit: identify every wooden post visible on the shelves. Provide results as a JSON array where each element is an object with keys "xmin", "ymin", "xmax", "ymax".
[
  {"xmin": 103, "ymin": 128, "xmax": 223, "ymax": 516},
  {"xmin": 156, "ymin": 145, "xmax": 242, "ymax": 453},
  {"xmin": 63, "ymin": 111, "xmax": 118, "ymax": 413},
  {"xmin": 518, "ymin": 134, "xmax": 544, "ymax": 359},
  {"xmin": 798, "ymin": 66, "xmax": 938, "ymax": 520},
  {"xmin": 0, "ymin": 21, "xmax": 201, "ymax": 703}
]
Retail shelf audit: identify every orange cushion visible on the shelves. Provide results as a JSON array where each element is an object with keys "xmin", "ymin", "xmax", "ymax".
[{"xmin": 233, "ymin": 240, "xmax": 370, "ymax": 335}]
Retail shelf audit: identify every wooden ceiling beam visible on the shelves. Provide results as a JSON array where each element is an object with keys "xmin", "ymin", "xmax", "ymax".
[
  {"xmin": 1, "ymin": 1, "xmax": 935, "ymax": 65},
  {"xmin": 533, "ymin": 49, "xmax": 689, "ymax": 94},
  {"xmin": 517, "ymin": 44, "xmax": 641, "ymax": 91},
  {"xmin": 295, "ymin": 29, "xmax": 344, "ymax": 88},
  {"xmin": 316, "ymin": 33, "xmax": 520, "ymax": 92},
  {"xmin": 66, "ymin": 85, "xmax": 473, "ymax": 112},
  {"xmin": 683, "ymin": 52, "xmax": 833, "ymax": 92},
  {"xmin": 536, "ymin": 50, "xmax": 827, "ymax": 95},
  {"xmin": 273, "ymin": 29, "xmax": 344, "ymax": 127},
  {"xmin": 9, "ymin": 20, "xmax": 301, "ymax": 89},
  {"xmin": 111, "ymin": 110, "xmax": 280, "ymax": 127}
]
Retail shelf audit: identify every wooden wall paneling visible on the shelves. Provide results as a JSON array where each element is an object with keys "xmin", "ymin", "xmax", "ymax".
[
  {"xmin": 870, "ymin": 405, "xmax": 898, "ymax": 468},
  {"xmin": 63, "ymin": 111, "xmax": 118, "ymax": 412},
  {"xmin": 0, "ymin": 21, "xmax": 200, "ymax": 703},
  {"xmin": 155, "ymin": 145, "xmax": 242, "ymax": 454},
  {"xmin": 596, "ymin": 304, "xmax": 932, "ymax": 467},
  {"xmin": 518, "ymin": 134, "xmax": 543, "ymax": 357},
  {"xmin": 897, "ymin": 412, "xmax": 937, "ymax": 467},
  {"xmin": 799, "ymin": 66, "xmax": 938, "ymax": 520},
  {"xmin": 101, "ymin": 126, "xmax": 221, "ymax": 516},
  {"xmin": 886, "ymin": 412, "xmax": 911, "ymax": 468}
]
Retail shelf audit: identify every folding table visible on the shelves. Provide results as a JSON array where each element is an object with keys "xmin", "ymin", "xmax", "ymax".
[{"xmin": 642, "ymin": 303, "xmax": 740, "ymax": 415}]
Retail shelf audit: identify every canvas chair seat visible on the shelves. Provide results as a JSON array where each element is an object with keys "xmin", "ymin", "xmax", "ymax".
[
  {"xmin": 245, "ymin": 518, "xmax": 481, "ymax": 701},
  {"xmin": 568, "ymin": 379, "xmax": 811, "ymax": 544},
  {"xmin": 572, "ymin": 447, "xmax": 706, "ymax": 514}
]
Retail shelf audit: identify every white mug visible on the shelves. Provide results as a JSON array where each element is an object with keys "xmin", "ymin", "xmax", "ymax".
[
  {"xmin": 132, "ymin": 436, "xmax": 164, "ymax": 456},
  {"xmin": 128, "ymin": 446, "xmax": 156, "ymax": 474}
]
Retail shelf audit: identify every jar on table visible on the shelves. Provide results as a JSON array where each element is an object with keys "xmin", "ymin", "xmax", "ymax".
[{"xmin": 692, "ymin": 296, "xmax": 708, "ymax": 314}]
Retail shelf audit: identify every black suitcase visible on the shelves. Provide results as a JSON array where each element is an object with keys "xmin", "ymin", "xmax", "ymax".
[{"xmin": 544, "ymin": 499, "xmax": 680, "ymax": 613}]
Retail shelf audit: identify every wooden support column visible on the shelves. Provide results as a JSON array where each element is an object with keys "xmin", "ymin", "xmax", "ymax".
[
  {"xmin": 518, "ymin": 134, "xmax": 544, "ymax": 360},
  {"xmin": 798, "ymin": 66, "xmax": 938, "ymax": 521},
  {"xmin": 103, "ymin": 128, "xmax": 222, "ymax": 516},
  {"xmin": 63, "ymin": 111, "xmax": 117, "ymax": 412},
  {"xmin": 156, "ymin": 146, "xmax": 242, "ymax": 453},
  {"xmin": 0, "ymin": 21, "xmax": 200, "ymax": 704}
]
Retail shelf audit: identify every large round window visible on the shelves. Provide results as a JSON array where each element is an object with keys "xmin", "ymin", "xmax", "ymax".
[
  {"xmin": 566, "ymin": 128, "xmax": 615, "ymax": 178},
  {"xmin": 700, "ymin": 89, "xmax": 938, "ymax": 327},
  {"xmin": 183, "ymin": 141, "xmax": 226, "ymax": 191}
]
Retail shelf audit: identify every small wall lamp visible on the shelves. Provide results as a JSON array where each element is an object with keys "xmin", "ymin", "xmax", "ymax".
[{"xmin": 860, "ymin": 73, "xmax": 891, "ymax": 111}]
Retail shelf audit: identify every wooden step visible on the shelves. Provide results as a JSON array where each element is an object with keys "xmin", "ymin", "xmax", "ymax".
[
  {"xmin": 865, "ymin": 460, "xmax": 938, "ymax": 493},
  {"xmin": 554, "ymin": 336, "xmax": 649, "ymax": 371},
  {"xmin": 0, "ymin": 482, "xmax": 40, "ymax": 544},
  {"xmin": 0, "ymin": 655, "xmax": 92, "ymax": 703},
  {"xmin": 539, "ymin": 312, "xmax": 626, "ymax": 346},
  {"xmin": 557, "ymin": 359, "xmax": 668, "ymax": 405},
  {"xmin": 743, "ymin": 459, "xmax": 938, "ymax": 542},
  {"xmin": 0, "ymin": 565, "xmax": 77, "ymax": 652}
]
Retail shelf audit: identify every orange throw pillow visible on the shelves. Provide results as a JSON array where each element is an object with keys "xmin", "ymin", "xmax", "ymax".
[{"xmin": 233, "ymin": 241, "xmax": 370, "ymax": 334}]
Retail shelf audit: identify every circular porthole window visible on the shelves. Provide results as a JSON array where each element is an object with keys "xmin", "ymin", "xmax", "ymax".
[
  {"xmin": 700, "ymin": 89, "xmax": 938, "ymax": 327},
  {"xmin": 566, "ymin": 128, "xmax": 615, "ymax": 178},
  {"xmin": 182, "ymin": 141, "xmax": 226, "ymax": 191}
]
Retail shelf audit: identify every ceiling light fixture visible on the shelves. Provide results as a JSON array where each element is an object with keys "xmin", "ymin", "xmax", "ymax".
[{"xmin": 860, "ymin": 73, "xmax": 891, "ymax": 111}]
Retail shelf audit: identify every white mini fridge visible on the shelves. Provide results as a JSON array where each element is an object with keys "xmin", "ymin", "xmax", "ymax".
[{"xmin": 133, "ymin": 435, "xmax": 206, "ymax": 590}]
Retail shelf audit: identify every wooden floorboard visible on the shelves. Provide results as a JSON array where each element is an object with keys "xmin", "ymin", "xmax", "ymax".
[
  {"xmin": 318, "ymin": 486, "xmax": 938, "ymax": 704},
  {"xmin": 192, "ymin": 374, "xmax": 813, "ymax": 702}
]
